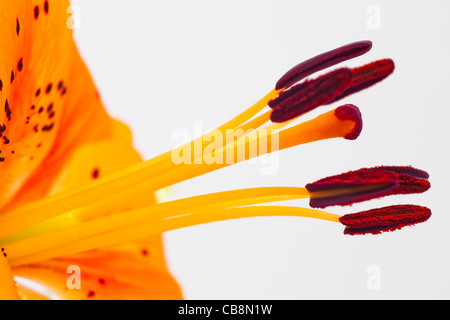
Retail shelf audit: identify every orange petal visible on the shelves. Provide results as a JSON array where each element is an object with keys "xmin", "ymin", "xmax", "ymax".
[
  {"xmin": 0, "ymin": 1, "xmax": 181, "ymax": 300},
  {"xmin": 13, "ymin": 238, "xmax": 182, "ymax": 300},
  {"xmin": 0, "ymin": 0, "xmax": 113, "ymax": 209},
  {"xmin": 48, "ymin": 120, "xmax": 141, "ymax": 196},
  {"xmin": 0, "ymin": 251, "xmax": 19, "ymax": 300},
  {"xmin": 12, "ymin": 120, "xmax": 182, "ymax": 299}
]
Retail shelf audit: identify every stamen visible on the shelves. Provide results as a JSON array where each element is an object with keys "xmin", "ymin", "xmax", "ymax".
[
  {"xmin": 270, "ymin": 68, "xmax": 352, "ymax": 123},
  {"xmin": 9, "ymin": 206, "xmax": 340, "ymax": 267},
  {"xmin": 1, "ymin": 187, "xmax": 310, "ymax": 252},
  {"xmin": 275, "ymin": 40, "xmax": 372, "ymax": 90},
  {"xmin": 306, "ymin": 166, "xmax": 430, "ymax": 208},
  {"xmin": 339, "ymin": 205, "xmax": 431, "ymax": 235},
  {"xmin": 327, "ymin": 59, "xmax": 395, "ymax": 104}
]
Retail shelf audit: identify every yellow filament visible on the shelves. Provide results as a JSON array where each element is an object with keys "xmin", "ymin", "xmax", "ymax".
[
  {"xmin": 3, "ymin": 187, "xmax": 310, "ymax": 258},
  {"xmin": 236, "ymin": 110, "xmax": 272, "ymax": 133},
  {"xmin": 157, "ymin": 88, "xmax": 280, "ymax": 167},
  {"xmin": 163, "ymin": 108, "xmax": 357, "ymax": 186},
  {"xmin": 9, "ymin": 206, "xmax": 340, "ymax": 267},
  {"xmin": 215, "ymin": 89, "xmax": 281, "ymax": 133}
]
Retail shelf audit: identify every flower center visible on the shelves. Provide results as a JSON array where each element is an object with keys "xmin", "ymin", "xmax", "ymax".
[{"xmin": 0, "ymin": 41, "xmax": 429, "ymax": 269}]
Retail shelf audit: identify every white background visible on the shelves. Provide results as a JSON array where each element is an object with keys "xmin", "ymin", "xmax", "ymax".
[{"xmin": 71, "ymin": 0, "xmax": 450, "ymax": 299}]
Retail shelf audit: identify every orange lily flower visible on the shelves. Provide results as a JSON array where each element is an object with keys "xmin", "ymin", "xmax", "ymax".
[
  {"xmin": 0, "ymin": 1, "xmax": 431, "ymax": 300},
  {"xmin": 0, "ymin": 0, "xmax": 180, "ymax": 300}
]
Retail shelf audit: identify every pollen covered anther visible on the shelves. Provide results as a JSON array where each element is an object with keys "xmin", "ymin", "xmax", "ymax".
[
  {"xmin": 275, "ymin": 40, "xmax": 372, "ymax": 90},
  {"xmin": 270, "ymin": 68, "xmax": 352, "ymax": 123},
  {"xmin": 340, "ymin": 205, "xmax": 432, "ymax": 235},
  {"xmin": 371, "ymin": 166, "xmax": 431, "ymax": 196},
  {"xmin": 327, "ymin": 59, "xmax": 396, "ymax": 105},
  {"xmin": 306, "ymin": 166, "xmax": 430, "ymax": 208}
]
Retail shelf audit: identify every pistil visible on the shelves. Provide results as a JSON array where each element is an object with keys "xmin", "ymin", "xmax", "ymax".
[{"xmin": 0, "ymin": 104, "xmax": 363, "ymax": 239}]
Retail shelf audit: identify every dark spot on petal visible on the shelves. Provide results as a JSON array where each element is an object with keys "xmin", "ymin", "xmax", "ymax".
[
  {"xmin": 35, "ymin": 88, "xmax": 41, "ymax": 97},
  {"xmin": 42, "ymin": 122, "xmax": 54, "ymax": 132},
  {"xmin": 4, "ymin": 101, "xmax": 11, "ymax": 121},
  {"xmin": 10, "ymin": 71, "xmax": 14, "ymax": 84},
  {"xmin": 98, "ymin": 278, "xmax": 106, "ymax": 285},
  {"xmin": 46, "ymin": 83, "xmax": 53, "ymax": 94},
  {"xmin": 18, "ymin": 58, "xmax": 23, "ymax": 72},
  {"xmin": 16, "ymin": 18, "xmax": 20, "ymax": 36},
  {"xmin": 58, "ymin": 80, "xmax": 64, "ymax": 90},
  {"xmin": 44, "ymin": 1, "xmax": 49, "ymax": 14},
  {"xmin": 87, "ymin": 291, "xmax": 95, "ymax": 299},
  {"xmin": 34, "ymin": 6, "xmax": 40, "ymax": 19},
  {"xmin": 92, "ymin": 168, "xmax": 100, "ymax": 179}
]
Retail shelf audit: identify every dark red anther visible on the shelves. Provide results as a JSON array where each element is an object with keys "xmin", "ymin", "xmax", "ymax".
[
  {"xmin": 306, "ymin": 166, "xmax": 430, "ymax": 208},
  {"xmin": 340, "ymin": 205, "xmax": 431, "ymax": 235},
  {"xmin": 373, "ymin": 166, "xmax": 429, "ymax": 180},
  {"xmin": 306, "ymin": 168, "xmax": 398, "ymax": 209},
  {"xmin": 270, "ymin": 68, "xmax": 352, "ymax": 123},
  {"xmin": 371, "ymin": 166, "xmax": 430, "ymax": 196},
  {"xmin": 275, "ymin": 41, "xmax": 372, "ymax": 90},
  {"xmin": 327, "ymin": 59, "xmax": 395, "ymax": 105}
]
